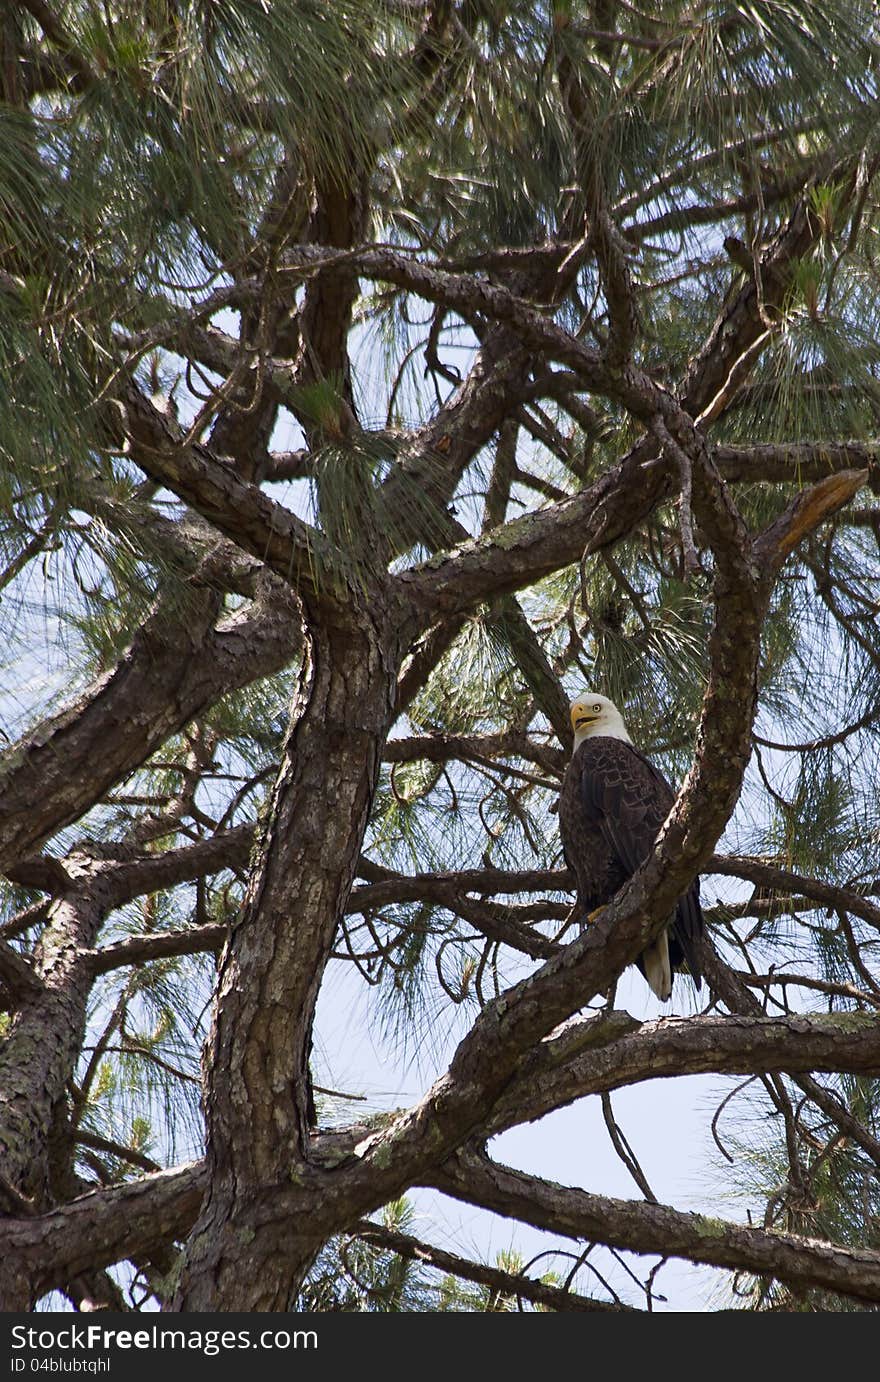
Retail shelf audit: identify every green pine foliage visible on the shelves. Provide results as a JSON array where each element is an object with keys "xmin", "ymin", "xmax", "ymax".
[{"xmin": 3, "ymin": 0, "xmax": 880, "ymax": 1312}]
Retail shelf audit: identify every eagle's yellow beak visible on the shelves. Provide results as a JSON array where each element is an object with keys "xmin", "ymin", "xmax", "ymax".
[{"xmin": 571, "ymin": 705, "xmax": 597, "ymax": 730}]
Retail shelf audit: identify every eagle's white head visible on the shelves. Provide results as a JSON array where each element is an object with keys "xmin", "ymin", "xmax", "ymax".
[{"xmin": 569, "ymin": 693, "xmax": 633, "ymax": 747}]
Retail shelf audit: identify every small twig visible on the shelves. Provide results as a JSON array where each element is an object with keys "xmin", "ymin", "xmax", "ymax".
[
  {"xmin": 312, "ymin": 1085, "xmax": 368, "ymax": 1102},
  {"xmin": 711, "ymin": 1076, "xmax": 758, "ymax": 1165},
  {"xmin": 601, "ymin": 1092, "xmax": 658, "ymax": 1203},
  {"xmin": 97, "ymin": 1043, "xmax": 200, "ymax": 1086}
]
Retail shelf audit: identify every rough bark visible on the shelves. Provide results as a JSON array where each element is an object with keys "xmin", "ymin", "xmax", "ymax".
[
  {"xmin": 4, "ymin": 8, "xmax": 880, "ymax": 1316},
  {"xmin": 433, "ymin": 1149, "xmax": 880, "ymax": 1305},
  {"xmin": 0, "ymin": 589, "xmax": 299, "ymax": 875},
  {"xmin": 174, "ymin": 590, "xmax": 409, "ymax": 1309}
]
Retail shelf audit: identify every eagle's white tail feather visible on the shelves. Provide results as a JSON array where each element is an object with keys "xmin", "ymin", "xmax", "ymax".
[{"xmin": 643, "ymin": 932, "xmax": 672, "ymax": 1002}]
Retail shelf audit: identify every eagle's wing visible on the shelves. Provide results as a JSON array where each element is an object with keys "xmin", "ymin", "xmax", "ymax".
[
  {"xmin": 576, "ymin": 738, "xmax": 673, "ymax": 875},
  {"xmin": 632, "ymin": 751, "xmax": 704, "ymax": 988},
  {"xmin": 671, "ymin": 880, "xmax": 704, "ymax": 988}
]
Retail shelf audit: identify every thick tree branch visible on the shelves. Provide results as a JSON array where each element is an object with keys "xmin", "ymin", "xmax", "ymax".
[
  {"xmin": 755, "ymin": 470, "xmax": 870, "ymax": 568},
  {"xmin": 432, "ymin": 1149, "xmax": 880, "ymax": 1305},
  {"xmin": 86, "ymin": 923, "xmax": 227, "ymax": 976},
  {"xmin": 383, "ymin": 729, "xmax": 566, "ymax": 779},
  {"xmin": 485, "ymin": 1010, "xmax": 880, "ymax": 1140},
  {"xmin": 117, "ymin": 381, "xmax": 337, "ymax": 602},
  {"xmin": 0, "ymin": 1163, "xmax": 206, "ymax": 1303},
  {"xmin": 716, "ymin": 440, "xmax": 880, "ymax": 490},
  {"xmin": 0, "ymin": 591, "xmax": 297, "ymax": 876},
  {"xmin": 711, "ymin": 855, "xmax": 880, "ymax": 935}
]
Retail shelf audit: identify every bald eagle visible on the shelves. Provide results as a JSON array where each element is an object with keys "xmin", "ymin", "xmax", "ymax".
[{"xmin": 558, "ymin": 693, "xmax": 704, "ymax": 1001}]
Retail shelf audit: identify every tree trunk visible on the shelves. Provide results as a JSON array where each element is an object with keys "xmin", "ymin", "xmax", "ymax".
[{"xmin": 173, "ymin": 592, "xmax": 406, "ymax": 1309}]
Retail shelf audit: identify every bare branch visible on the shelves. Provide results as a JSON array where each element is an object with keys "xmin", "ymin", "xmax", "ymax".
[
  {"xmin": 485, "ymin": 1010, "xmax": 880, "ymax": 1139},
  {"xmin": 0, "ymin": 594, "xmax": 297, "ymax": 876},
  {"xmin": 351, "ymin": 1218, "xmax": 633, "ymax": 1312},
  {"xmin": 433, "ymin": 1148, "xmax": 880, "ymax": 1305},
  {"xmin": 1, "ymin": 1164, "xmax": 206, "ymax": 1302},
  {"xmin": 117, "ymin": 381, "xmax": 337, "ymax": 602}
]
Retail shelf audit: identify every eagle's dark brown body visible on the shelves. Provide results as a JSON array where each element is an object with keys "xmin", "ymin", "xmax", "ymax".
[{"xmin": 558, "ymin": 735, "xmax": 703, "ymax": 994}]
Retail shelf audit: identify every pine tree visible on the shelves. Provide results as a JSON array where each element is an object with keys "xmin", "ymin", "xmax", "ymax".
[{"xmin": 2, "ymin": 0, "xmax": 880, "ymax": 1312}]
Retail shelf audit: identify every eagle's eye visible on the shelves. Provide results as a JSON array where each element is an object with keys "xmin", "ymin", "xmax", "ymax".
[{"xmin": 592, "ymin": 703, "xmax": 602, "ymax": 713}]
